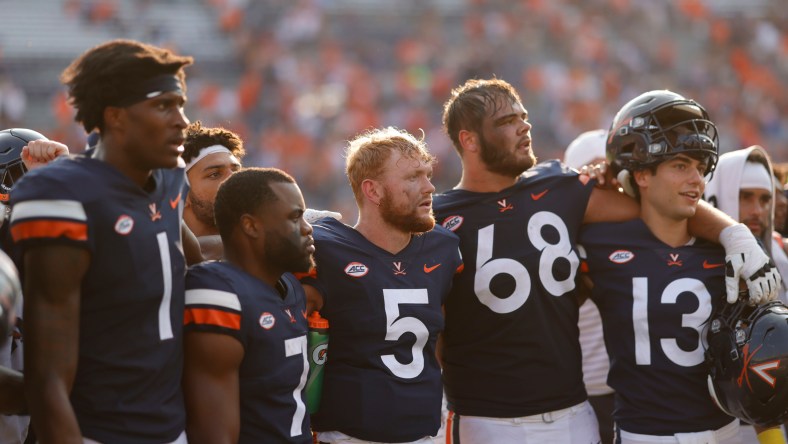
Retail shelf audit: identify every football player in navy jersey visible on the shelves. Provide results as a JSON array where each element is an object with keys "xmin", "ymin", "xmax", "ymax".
[
  {"xmin": 183, "ymin": 168, "xmax": 315, "ymax": 443},
  {"xmin": 704, "ymin": 146, "xmax": 788, "ymax": 442},
  {"xmin": 181, "ymin": 122, "xmax": 340, "ymax": 260},
  {"xmin": 579, "ymin": 90, "xmax": 745, "ymax": 443},
  {"xmin": 301, "ymin": 127, "xmax": 462, "ymax": 444},
  {"xmin": 0, "ymin": 130, "xmax": 69, "ymax": 443},
  {"xmin": 181, "ymin": 121, "xmax": 244, "ymax": 240},
  {"xmin": 8, "ymin": 40, "xmax": 200, "ymax": 444},
  {"xmin": 433, "ymin": 78, "xmax": 780, "ymax": 443}
]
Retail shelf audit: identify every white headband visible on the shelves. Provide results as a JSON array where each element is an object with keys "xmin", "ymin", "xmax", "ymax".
[
  {"xmin": 740, "ymin": 161, "xmax": 772, "ymax": 191},
  {"xmin": 185, "ymin": 145, "xmax": 233, "ymax": 173}
]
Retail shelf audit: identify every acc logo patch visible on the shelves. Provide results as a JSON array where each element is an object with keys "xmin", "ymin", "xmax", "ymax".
[
  {"xmin": 344, "ymin": 262, "xmax": 369, "ymax": 278},
  {"xmin": 259, "ymin": 312, "xmax": 276, "ymax": 330},
  {"xmin": 442, "ymin": 215, "xmax": 464, "ymax": 232},
  {"xmin": 609, "ymin": 250, "xmax": 635, "ymax": 264},
  {"xmin": 114, "ymin": 215, "xmax": 134, "ymax": 235}
]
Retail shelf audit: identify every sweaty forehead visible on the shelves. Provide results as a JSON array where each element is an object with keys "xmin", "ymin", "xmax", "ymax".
[
  {"xmin": 487, "ymin": 100, "xmax": 525, "ymax": 123},
  {"xmin": 387, "ymin": 147, "xmax": 431, "ymax": 167}
]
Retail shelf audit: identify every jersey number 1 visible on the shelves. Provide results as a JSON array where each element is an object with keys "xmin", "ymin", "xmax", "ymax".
[{"xmin": 156, "ymin": 232, "xmax": 174, "ymax": 340}]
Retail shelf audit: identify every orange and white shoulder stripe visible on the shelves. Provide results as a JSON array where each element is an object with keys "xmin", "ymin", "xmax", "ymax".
[
  {"xmin": 184, "ymin": 288, "xmax": 242, "ymax": 330},
  {"xmin": 10, "ymin": 199, "xmax": 88, "ymax": 242}
]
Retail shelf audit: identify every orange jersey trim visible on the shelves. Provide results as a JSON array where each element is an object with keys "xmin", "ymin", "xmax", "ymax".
[
  {"xmin": 294, "ymin": 268, "xmax": 317, "ymax": 280},
  {"xmin": 184, "ymin": 307, "xmax": 241, "ymax": 330},
  {"xmin": 11, "ymin": 219, "xmax": 88, "ymax": 242}
]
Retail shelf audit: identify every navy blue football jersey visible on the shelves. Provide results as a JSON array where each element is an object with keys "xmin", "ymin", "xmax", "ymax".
[
  {"xmin": 579, "ymin": 219, "xmax": 733, "ymax": 435},
  {"xmin": 9, "ymin": 156, "xmax": 186, "ymax": 443},
  {"xmin": 184, "ymin": 262, "xmax": 311, "ymax": 443},
  {"xmin": 302, "ymin": 217, "xmax": 462, "ymax": 442},
  {"xmin": 432, "ymin": 160, "xmax": 594, "ymax": 417}
]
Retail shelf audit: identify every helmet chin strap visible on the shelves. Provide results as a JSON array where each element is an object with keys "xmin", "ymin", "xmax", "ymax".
[
  {"xmin": 617, "ymin": 169, "xmax": 637, "ymax": 198},
  {"xmin": 706, "ymin": 375, "xmax": 734, "ymax": 417}
]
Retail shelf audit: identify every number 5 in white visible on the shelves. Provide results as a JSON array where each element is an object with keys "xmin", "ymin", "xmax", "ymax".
[
  {"xmin": 285, "ymin": 336, "xmax": 308, "ymax": 437},
  {"xmin": 382, "ymin": 289, "xmax": 429, "ymax": 379},
  {"xmin": 156, "ymin": 232, "xmax": 173, "ymax": 340}
]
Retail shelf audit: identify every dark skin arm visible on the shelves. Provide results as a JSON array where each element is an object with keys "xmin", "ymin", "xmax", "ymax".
[
  {"xmin": 183, "ymin": 331, "xmax": 243, "ymax": 444},
  {"xmin": 0, "ymin": 365, "xmax": 25, "ymax": 414},
  {"xmin": 303, "ymin": 284, "xmax": 324, "ymax": 316},
  {"xmin": 182, "ymin": 221, "xmax": 204, "ymax": 265},
  {"xmin": 23, "ymin": 245, "xmax": 89, "ymax": 443},
  {"xmin": 575, "ymin": 271, "xmax": 594, "ymax": 306}
]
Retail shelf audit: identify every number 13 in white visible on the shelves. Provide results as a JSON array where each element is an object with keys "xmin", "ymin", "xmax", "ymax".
[{"xmin": 632, "ymin": 277, "xmax": 711, "ymax": 368}]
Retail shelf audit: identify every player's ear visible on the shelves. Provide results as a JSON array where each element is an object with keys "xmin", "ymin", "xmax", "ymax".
[
  {"xmin": 360, "ymin": 178, "xmax": 382, "ymax": 207},
  {"xmin": 239, "ymin": 213, "xmax": 262, "ymax": 239},
  {"xmin": 458, "ymin": 130, "xmax": 478, "ymax": 154},
  {"xmin": 633, "ymin": 169, "xmax": 650, "ymax": 188}
]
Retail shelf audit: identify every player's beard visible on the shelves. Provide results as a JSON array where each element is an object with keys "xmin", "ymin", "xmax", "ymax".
[
  {"xmin": 379, "ymin": 188, "xmax": 435, "ymax": 234},
  {"xmin": 742, "ymin": 216, "xmax": 766, "ymax": 238},
  {"xmin": 265, "ymin": 230, "xmax": 315, "ymax": 273},
  {"xmin": 479, "ymin": 133, "xmax": 536, "ymax": 177},
  {"xmin": 189, "ymin": 193, "xmax": 216, "ymax": 229}
]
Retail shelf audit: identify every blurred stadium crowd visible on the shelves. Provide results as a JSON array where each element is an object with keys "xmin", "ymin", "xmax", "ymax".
[{"xmin": 0, "ymin": 0, "xmax": 785, "ymax": 217}]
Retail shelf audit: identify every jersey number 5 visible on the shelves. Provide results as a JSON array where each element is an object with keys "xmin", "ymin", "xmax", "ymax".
[
  {"xmin": 382, "ymin": 289, "xmax": 429, "ymax": 379},
  {"xmin": 475, "ymin": 211, "xmax": 578, "ymax": 314}
]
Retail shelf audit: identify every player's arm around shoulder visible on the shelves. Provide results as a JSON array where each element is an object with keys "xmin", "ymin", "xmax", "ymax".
[
  {"xmin": 303, "ymin": 284, "xmax": 324, "ymax": 316},
  {"xmin": 584, "ymin": 187, "xmax": 640, "ymax": 224},
  {"xmin": 687, "ymin": 200, "xmax": 738, "ymax": 243},
  {"xmin": 23, "ymin": 243, "xmax": 89, "ymax": 442},
  {"xmin": 182, "ymin": 221, "xmax": 205, "ymax": 265}
]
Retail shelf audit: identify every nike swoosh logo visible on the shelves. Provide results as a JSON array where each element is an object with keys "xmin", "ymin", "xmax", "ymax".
[
  {"xmin": 531, "ymin": 189, "xmax": 548, "ymax": 200},
  {"xmin": 424, "ymin": 264, "xmax": 441, "ymax": 273},
  {"xmin": 703, "ymin": 260, "xmax": 724, "ymax": 269},
  {"xmin": 169, "ymin": 193, "xmax": 181, "ymax": 210}
]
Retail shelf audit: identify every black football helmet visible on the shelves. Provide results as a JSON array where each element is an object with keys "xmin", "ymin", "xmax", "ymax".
[
  {"xmin": 0, "ymin": 128, "xmax": 47, "ymax": 202},
  {"xmin": 705, "ymin": 300, "xmax": 788, "ymax": 427},
  {"xmin": 0, "ymin": 250, "xmax": 20, "ymax": 346},
  {"xmin": 607, "ymin": 90, "xmax": 718, "ymax": 177}
]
